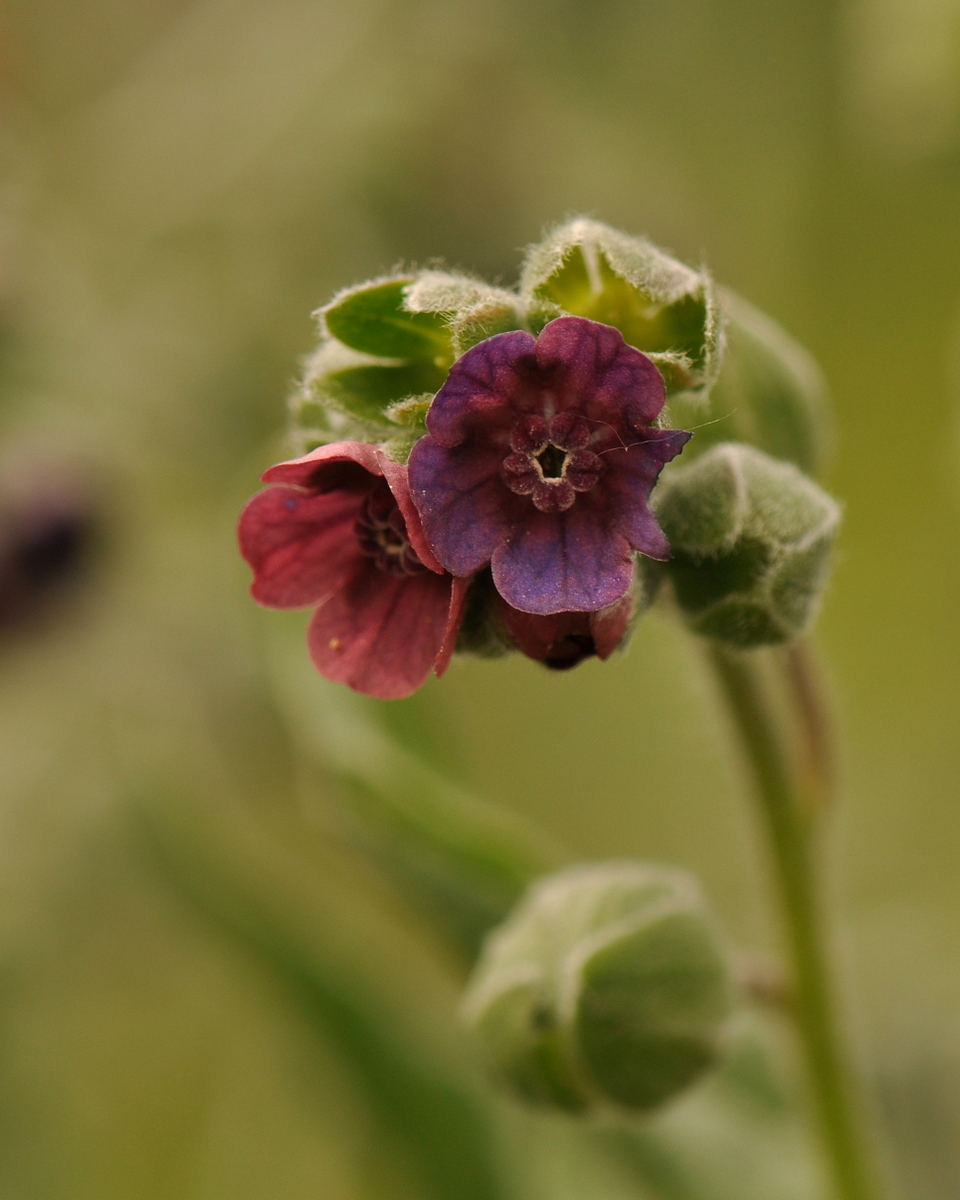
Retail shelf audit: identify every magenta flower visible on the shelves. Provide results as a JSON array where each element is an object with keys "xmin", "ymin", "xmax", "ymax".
[
  {"xmin": 238, "ymin": 441, "xmax": 468, "ymax": 700},
  {"xmin": 497, "ymin": 589, "xmax": 636, "ymax": 670},
  {"xmin": 407, "ymin": 316, "xmax": 691, "ymax": 615}
]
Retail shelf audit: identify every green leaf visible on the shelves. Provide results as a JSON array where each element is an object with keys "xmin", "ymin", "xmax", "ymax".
[
  {"xmin": 321, "ymin": 359, "xmax": 446, "ymax": 423},
  {"xmin": 323, "ymin": 277, "xmax": 453, "ymax": 361},
  {"xmin": 135, "ymin": 800, "xmax": 511, "ymax": 1200}
]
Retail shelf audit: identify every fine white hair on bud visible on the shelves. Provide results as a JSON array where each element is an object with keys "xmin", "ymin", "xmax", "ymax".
[
  {"xmin": 462, "ymin": 861, "xmax": 735, "ymax": 1114},
  {"xmin": 655, "ymin": 443, "xmax": 841, "ymax": 647}
]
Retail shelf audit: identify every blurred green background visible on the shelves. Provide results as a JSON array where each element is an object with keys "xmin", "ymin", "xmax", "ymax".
[{"xmin": 2, "ymin": 0, "xmax": 960, "ymax": 1196}]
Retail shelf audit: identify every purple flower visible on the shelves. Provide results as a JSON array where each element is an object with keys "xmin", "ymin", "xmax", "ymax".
[
  {"xmin": 238, "ymin": 441, "xmax": 468, "ymax": 700},
  {"xmin": 407, "ymin": 317, "xmax": 690, "ymax": 615}
]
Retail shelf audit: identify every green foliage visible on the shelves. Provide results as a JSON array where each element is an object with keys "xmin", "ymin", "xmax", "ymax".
[
  {"xmin": 668, "ymin": 294, "xmax": 830, "ymax": 477},
  {"xmin": 656, "ymin": 444, "xmax": 841, "ymax": 647},
  {"xmin": 463, "ymin": 862, "xmax": 735, "ymax": 1114},
  {"xmin": 323, "ymin": 278, "xmax": 453, "ymax": 361},
  {"xmin": 519, "ymin": 218, "xmax": 722, "ymax": 398},
  {"xmin": 293, "ymin": 271, "xmax": 525, "ymax": 456},
  {"xmin": 136, "ymin": 801, "xmax": 512, "ymax": 1200},
  {"xmin": 333, "ymin": 755, "xmax": 562, "ymax": 964},
  {"xmin": 404, "ymin": 270, "xmax": 526, "ymax": 356}
]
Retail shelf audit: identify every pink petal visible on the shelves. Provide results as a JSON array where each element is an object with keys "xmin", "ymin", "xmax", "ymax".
[
  {"xmin": 590, "ymin": 590, "xmax": 636, "ymax": 658},
  {"xmin": 496, "ymin": 588, "xmax": 634, "ymax": 668},
  {"xmin": 497, "ymin": 603, "xmax": 592, "ymax": 663},
  {"xmin": 434, "ymin": 574, "xmax": 472, "ymax": 677},
  {"xmin": 377, "ymin": 454, "xmax": 444, "ymax": 574},
  {"xmin": 307, "ymin": 565, "xmax": 455, "ymax": 699},
  {"xmin": 262, "ymin": 440, "xmax": 384, "ymax": 490},
  {"xmin": 490, "ymin": 496, "xmax": 634, "ymax": 615},
  {"xmin": 238, "ymin": 485, "xmax": 363, "ymax": 608}
]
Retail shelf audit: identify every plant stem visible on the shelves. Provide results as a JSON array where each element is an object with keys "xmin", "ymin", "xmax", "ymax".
[
  {"xmin": 782, "ymin": 639, "xmax": 837, "ymax": 816},
  {"xmin": 708, "ymin": 644, "xmax": 883, "ymax": 1200}
]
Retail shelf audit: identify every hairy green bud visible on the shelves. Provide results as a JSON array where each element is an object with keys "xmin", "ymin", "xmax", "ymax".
[
  {"xmin": 462, "ymin": 862, "xmax": 734, "ymax": 1114},
  {"xmin": 668, "ymin": 293, "xmax": 830, "ymax": 477},
  {"xmin": 656, "ymin": 444, "xmax": 841, "ymax": 647},
  {"xmin": 290, "ymin": 272, "xmax": 526, "ymax": 457},
  {"xmin": 519, "ymin": 218, "xmax": 722, "ymax": 399}
]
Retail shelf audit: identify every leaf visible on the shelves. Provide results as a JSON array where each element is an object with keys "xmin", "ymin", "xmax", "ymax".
[
  {"xmin": 323, "ymin": 277, "xmax": 453, "ymax": 360},
  {"xmin": 135, "ymin": 798, "xmax": 513, "ymax": 1200},
  {"xmin": 320, "ymin": 360, "xmax": 446, "ymax": 423}
]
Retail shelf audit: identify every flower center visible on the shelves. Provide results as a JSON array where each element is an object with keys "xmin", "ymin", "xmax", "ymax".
[
  {"xmin": 536, "ymin": 443, "xmax": 567, "ymax": 479},
  {"xmin": 354, "ymin": 482, "xmax": 430, "ymax": 577},
  {"xmin": 501, "ymin": 413, "xmax": 604, "ymax": 514}
]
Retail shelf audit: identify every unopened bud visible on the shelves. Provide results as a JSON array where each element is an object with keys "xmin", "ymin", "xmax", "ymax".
[
  {"xmin": 656, "ymin": 444, "xmax": 840, "ymax": 647},
  {"xmin": 462, "ymin": 862, "xmax": 734, "ymax": 1113},
  {"xmin": 519, "ymin": 219, "xmax": 721, "ymax": 398}
]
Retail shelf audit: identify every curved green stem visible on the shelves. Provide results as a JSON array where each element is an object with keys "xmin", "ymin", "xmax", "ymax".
[{"xmin": 708, "ymin": 644, "xmax": 884, "ymax": 1200}]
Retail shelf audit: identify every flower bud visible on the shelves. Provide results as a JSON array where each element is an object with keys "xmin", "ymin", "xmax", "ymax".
[
  {"xmin": 290, "ymin": 273, "xmax": 526, "ymax": 458},
  {"xmin": 462, "ymin": 862, "xmax": 735, "ymax": 1114},
  {"xmin": 519, "ymin": 218, "xmax": 721, "ymax": 399},
  {"xmin": 655, "ymin": 444, "xmax": 841, "ymax": 647},
  {"xmin": 668, "ymin": 293, "xmax": 830, "ymax": 477}
]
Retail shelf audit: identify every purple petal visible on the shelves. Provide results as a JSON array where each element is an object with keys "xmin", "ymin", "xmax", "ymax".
[
  {"xmin": 490, "ymin": 497, "xmax": 634, "ymax": 614},
  {"xmin": 536, "ymin": 316, "xmax": 667, "ymax": 427},
  {"xmin": 307, "ymin": 565, "xmax": 454, "ymax": 699},
  {"xmin": 604, "ymin": 427, "xmax": 692, "ymax": 560},
  {"xmin": 238, "ymin": 485, "xmax": 363, "ymax": 608},
  {"xmin": 425, "ymin": 330, "xmax": 537, "ymax": 448},
  {"xmin": 407, "ymin": 435, "xmax": 514, "ymax": 576}
]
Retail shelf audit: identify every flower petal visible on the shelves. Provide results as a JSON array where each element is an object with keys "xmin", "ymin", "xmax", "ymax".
[
  {"xmin": 307, "ymin": 565, "xmax": 454, "ymax": 699},
  {"xmin": 536, "ymin": 316, "xmax": 667, "ymax": 426},
  {"xmin": 238, "ymin": 485, "xmax": 363, "ymax": 608},
  {"xmin": 604, "ymin": 428, "xmax": 693, "ymax": 560},
  {"xmin": 425, "ymin": 330, "xmax": 537, "ymax": 448},
  {"xmin": 497, "ymin": 602, "xmax": 593, "ymax": 667},
  {"xmin": 262, "ymin": 440, "xmax": 384, "ymax": 490},
  {"xmin": 497, "ymin": 585, "xmax": 634, "ymax": 668},
  {"xmin": 589, "ymin": 590, "xmax": 636, "ymax": 658},
  {"xmin": 377, "ymin": 453, "xmax": 444, "ymax": 574},
  {"xmin": 408, "ymin": 435, "xmax": 514, "ymax": 576},
  {"xmin": 490, "ymin": 497, "xmax": 634, "ymax": 614},
  {"xmin": 434, "ymin": 574, "xmax": 472, "ymax": 677}
]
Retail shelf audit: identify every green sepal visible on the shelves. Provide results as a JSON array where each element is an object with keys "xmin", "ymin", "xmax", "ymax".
[
  {"xmin": 575, "ymin": 908, "xmax": 734, "ymax": 1111},
  {"xmin": 404, "ymin": 271, "xmax": 526, "ymax": 355},
  {"xmin": 656, "ymin": 444, "xmax": 841, "ymax": 647},
  {"xmin": 463, "ymin": 862, "xmax": 735, "ymax": 1114},
  {"xmin": 322, "ymin": 276, "xmax": 453, "ymax": 362},
  {"xmin": 454, "ymin": 571, "xmax": 514, "ymax": 659},
  {"xmin": 322, "ymin": 360, "xmax": 447, "ymax": 423},
  {"xmin": 519, "ymin": 219, "xmax": 721, "ymax": 398},
  {"xmin": 379, "ymin": 394, "xmax": 432, "ymax": 463},
  {"xmin": 292, "ymin": 340, "xmax": 443, "ymax": 451},
  {"xmin": 667, "ymin": 293, "xmax": 830, "ymax": 477}
]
